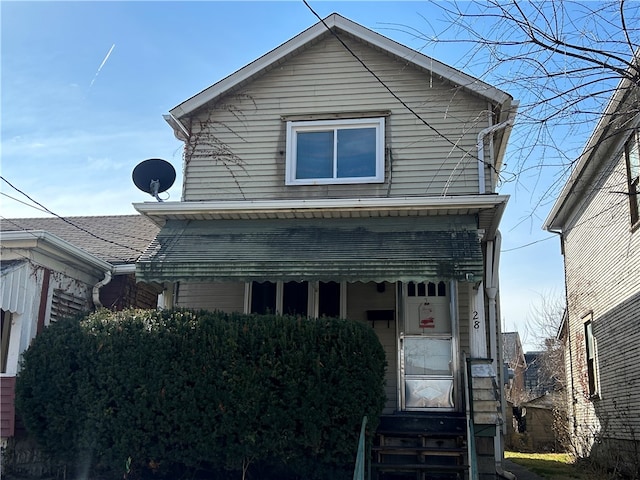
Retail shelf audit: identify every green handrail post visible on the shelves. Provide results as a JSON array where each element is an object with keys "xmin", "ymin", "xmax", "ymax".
[{"xmin": 353, "ymin": 415, "xmax": 368, "ymax": 480}]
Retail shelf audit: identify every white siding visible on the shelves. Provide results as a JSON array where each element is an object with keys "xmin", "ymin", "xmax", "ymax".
[
  {"xmin": 563, "ymin": 144, "xmax": 640, "ymax": 446},
  {"xmin": 183, "ymin": 35, "xmax": 492, "ymax": 202}
]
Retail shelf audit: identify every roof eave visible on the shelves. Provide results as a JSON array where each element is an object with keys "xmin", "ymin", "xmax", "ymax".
[
  {"xmin": 168, "ymin": 13, "xmax": 512, "ymax": 121},
  {"xmin": 134, "ymin": 195, "xmax": 509, "ymax": 223},
  {"xmin": 0, "ymin": 230, "xmax": 113, "ymax": 273}
]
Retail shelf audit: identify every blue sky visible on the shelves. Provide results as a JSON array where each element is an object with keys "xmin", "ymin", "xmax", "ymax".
[{"xmin": 1, "ymin": 1, "xmax": 569, "ymax": 349}]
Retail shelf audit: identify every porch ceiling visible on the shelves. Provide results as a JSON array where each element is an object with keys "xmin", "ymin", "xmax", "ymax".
[{"xmin": 136, "ymin": 216, "xmax": 484, "ymax": 284}]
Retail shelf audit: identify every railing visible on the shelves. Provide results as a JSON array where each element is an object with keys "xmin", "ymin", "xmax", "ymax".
[{"xmin": 353, "ymin": 416, "xmax": 368, "ymax": 480}]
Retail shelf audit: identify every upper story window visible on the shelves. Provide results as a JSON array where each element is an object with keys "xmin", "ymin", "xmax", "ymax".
[
  {"xmin": 285, "ymin": 117, "xmax": 385, "ymax": 185},
  {"xmin": 624, "ymin": 128, "xmax": 640, "ymax": 226}
]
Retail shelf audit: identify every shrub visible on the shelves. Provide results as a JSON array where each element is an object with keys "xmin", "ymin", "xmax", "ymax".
[{"xmin": 16, "ymin": 309, "xmax": 387, "ymax": 479}]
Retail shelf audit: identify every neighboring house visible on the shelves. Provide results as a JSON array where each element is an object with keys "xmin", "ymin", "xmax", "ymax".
[
  {"xmin": 543, "ymin": 61, "xmax": 640, "ymax": 472},
  {"xmin": 502, "ymin": 332, "xmax": 526, "ymax": 405},
  {"xmin": 134, "ymin": 13, "xmax": 517, "ymax": 479},
  {"xmin": 523, "ymin": 351, "xmax": 559, "ymax": 398},
  {"xmin": 0, "ymin": 215, "xmax": 160, "ymax": 448}
]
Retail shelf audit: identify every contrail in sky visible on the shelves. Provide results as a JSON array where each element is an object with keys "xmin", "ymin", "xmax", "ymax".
[{"xmin": 90, "ymin": 43, "xmax": 116, "ymax": 88}]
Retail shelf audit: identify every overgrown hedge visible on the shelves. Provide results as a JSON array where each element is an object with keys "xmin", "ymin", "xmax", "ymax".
[{"xmin": 16, "ymin": 309, "xmax": 387, "ymax": 479}]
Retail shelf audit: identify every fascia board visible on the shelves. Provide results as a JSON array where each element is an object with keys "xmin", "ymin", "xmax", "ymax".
[
  {"xmin": 169, "ymin": 13, "xmax": 512, "ymax": 120},
  {"xmin": 134, "ymin": 195, "xmax": 509, "ymax": 219},
  {"xmin": 1, "ymin": 230, "xmax": 113, "ymax": 273}
]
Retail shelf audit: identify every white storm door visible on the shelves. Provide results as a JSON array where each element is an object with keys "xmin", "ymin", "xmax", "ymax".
[{"xmin": 400, "ymin": 282, "xmax": 455, "ymax": 411}]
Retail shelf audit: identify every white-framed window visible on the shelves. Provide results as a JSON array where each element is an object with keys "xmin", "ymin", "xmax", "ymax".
[{"xmin": 285, "ymin": 117, "xmax": 385, "ymax": 185}]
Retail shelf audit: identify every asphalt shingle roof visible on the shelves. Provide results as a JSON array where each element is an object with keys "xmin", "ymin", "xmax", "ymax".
[{"xmin": 1, "ymin": 215, "xmax": 159, "ymax": 265}]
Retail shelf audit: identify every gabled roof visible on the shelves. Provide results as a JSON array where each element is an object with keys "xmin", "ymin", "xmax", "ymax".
[
  {"xmin": 166, "ymin": 12, "xmax": 513, "ymax": 134},
  {"xmin": 0, "ymin": 215, "xmax": 159, "ymax": 265}
]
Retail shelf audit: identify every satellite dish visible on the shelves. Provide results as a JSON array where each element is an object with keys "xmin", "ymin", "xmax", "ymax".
[{"xmin": 132, "ymin": 158, "xmax": 176, "ymax": 202}]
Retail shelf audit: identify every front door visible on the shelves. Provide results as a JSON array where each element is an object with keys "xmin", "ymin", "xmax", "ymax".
[{"xmin": 400, "ymin": 281, "xmax": 455, "ymax": 411}]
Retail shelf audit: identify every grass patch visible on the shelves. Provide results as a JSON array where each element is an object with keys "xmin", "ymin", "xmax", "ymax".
[{"xmin": 505, "ymin": 451, "xmax": 585, "ymax": 479}]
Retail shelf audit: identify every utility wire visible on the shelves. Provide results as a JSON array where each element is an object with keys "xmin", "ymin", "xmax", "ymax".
[
  {"xmin": 1, "ymin": 176, "xmax": 145, "ymax": 255},
  {"xmin": 302, "ymin": 0, "xmax": 507, "ymax": 179},
  {"xmin": 0, "ymin": 191, "xmax": 50, "ymax": 214},
  {"xmin": 501, "ymin": 235, "xmax": 556, "ymax": 252}
]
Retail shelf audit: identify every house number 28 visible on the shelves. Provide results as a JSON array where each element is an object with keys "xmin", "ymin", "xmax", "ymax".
[{"xmin": 473, "ymin": 311, "xmax": 480, "ymax": 329}]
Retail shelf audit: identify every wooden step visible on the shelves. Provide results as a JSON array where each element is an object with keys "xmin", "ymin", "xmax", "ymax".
[
  {"xmin": 373, "ymin": 445, "xmax": 466, "ymax": 456},
  {"xmin": 377, "ymin": 413, "xmax": 466, "ymax": 436},
  {"xmin": 371, "ymin": 463, "xmax": 469, "ymax": 471}
]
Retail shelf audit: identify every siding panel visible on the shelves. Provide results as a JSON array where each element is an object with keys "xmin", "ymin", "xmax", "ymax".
[
  {"xmin": 183, "ymin": 35, "xmax": 492, "ymax": 201},
  {"xmin": 562, "ymin": 142, "xmax": 640, "ymax": 448},
  {"xmin": 176, "ymin": 282, "xmax": 245, "ymax": 313}
]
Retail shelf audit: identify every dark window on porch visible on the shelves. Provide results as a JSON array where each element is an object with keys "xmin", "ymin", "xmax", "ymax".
[
  {"xmin": 319, "ymin": 281, "xmax": 341, "ymax": 317},
  {"xmin": 250, "ymin": 281, "xmax": 277, "ymax": 314},
  {"xmin": 283, "ymin": 281, "xmax": 308, "ymax": 316}
]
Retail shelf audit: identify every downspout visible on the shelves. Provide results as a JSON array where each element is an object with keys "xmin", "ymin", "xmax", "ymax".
[
  {"xmin": 485, "ymin": 232, "xmax": 514, "ymax": 479},
  {"xmin": 92, "ymin": 270, "xmax": 112, "ymax": 309},
  {"xmin": 477, "ymin": 119, "xmax": 515, "ymax": 194}
]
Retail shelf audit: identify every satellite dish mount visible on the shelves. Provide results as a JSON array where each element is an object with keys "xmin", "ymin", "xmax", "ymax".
[{"xmin": 132, "ymin": 159, "xmax": 176, "ymax": 202}]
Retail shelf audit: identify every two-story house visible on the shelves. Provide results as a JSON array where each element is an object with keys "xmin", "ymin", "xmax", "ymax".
[
  {"xmin": 134, "ymin": 14, "xmax": 517, "ymax": 480},
  {"xmin": 543, "ymin": 59, "xmax": 640, "ymax": 473}
]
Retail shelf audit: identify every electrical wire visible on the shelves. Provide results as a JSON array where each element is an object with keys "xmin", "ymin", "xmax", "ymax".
[
  {"xmin": 1, "ymin": 176, "xmax": 145, "ymax": 256},
  {"xmin": 0, "ymin": 191, "xmax": 50, "ymax": 214},
  {"xmin": 302, "ymin": 0, "xmax": 506, "ymax": 179}
]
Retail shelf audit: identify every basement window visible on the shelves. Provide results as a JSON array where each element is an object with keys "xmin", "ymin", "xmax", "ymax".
[{"xmin": 285, "ymin": 117, "xmax": 385, "ymax": 185}]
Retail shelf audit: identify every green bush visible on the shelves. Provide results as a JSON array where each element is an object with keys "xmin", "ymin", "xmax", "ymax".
[{"xmin": 16, "ymin": 309, "xmax": 387, "ymax": 479}]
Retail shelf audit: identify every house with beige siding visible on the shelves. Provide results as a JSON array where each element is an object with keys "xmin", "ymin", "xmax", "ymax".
[
  {"xmin": 544, "ymin": 61, "xmax": 640, "ymax": 473},
  {"xmin": 134, "ymin": 14, "xmax": 517, "ymax": 480},
  {"xmin": 0, "ymin": 216, "xmax": 160, "ymax": 463}
]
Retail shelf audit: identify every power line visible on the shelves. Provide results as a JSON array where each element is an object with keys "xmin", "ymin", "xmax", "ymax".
[
  {"xmin": 0, "ymin": 191, "xmax": 50, "ymax": 214},
  {"xmin": 501, "ymin": 235, "xmax": 556, "ymax": 252},
  {"xmin": 1, "ymin": 176, "xmax": 145, "ymax": 256},
  {"xmin": 302, "ymin": 0, "xmax": 510, "ymax": 182}
]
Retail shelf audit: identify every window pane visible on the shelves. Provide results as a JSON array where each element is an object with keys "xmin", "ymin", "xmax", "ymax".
[
  {"xmin": 296, "ymin": 131, "xmax": 334, "ymax": 179},
  {"xmin": 404, "ymin": 337, "xmax": 452, "ymax": 375},
  {"xmin": 405, "ymin": 379, "xmax": 454, "ymax": 408},
  {"xmin": 283, "ymin": 281, "xmax": 308, "ymax": 316},
  {"xmin": 319, "ymin": 281, "xmax": 341, "ymax": 317},
  {"xmin": 336, "ymin": 128, "xmax": 376, "ymax": 178},
  {"xmin": 250, "ymin": 281, "xmax": 277, "ymax": 314}
]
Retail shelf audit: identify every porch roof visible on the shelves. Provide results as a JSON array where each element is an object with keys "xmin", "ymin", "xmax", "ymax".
[{"xmin": 136, "ymin": 216, "xmax": 483, "ymax": 284}]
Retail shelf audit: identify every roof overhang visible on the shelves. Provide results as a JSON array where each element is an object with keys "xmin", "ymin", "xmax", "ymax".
[
  {"xmin": 0, "ymin": 230, "xmax": 113, "ymax": 274},
  {"xmin": 136, "ymin": 215, "xmax": 484, "ymax": 284},
  {"xmin": 134, "ymin": 195, "xmax": 508, "ymax": 239},
  {"xmin": 166, "ymin": 13, "xmax": 513, "ymax": 134}
]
